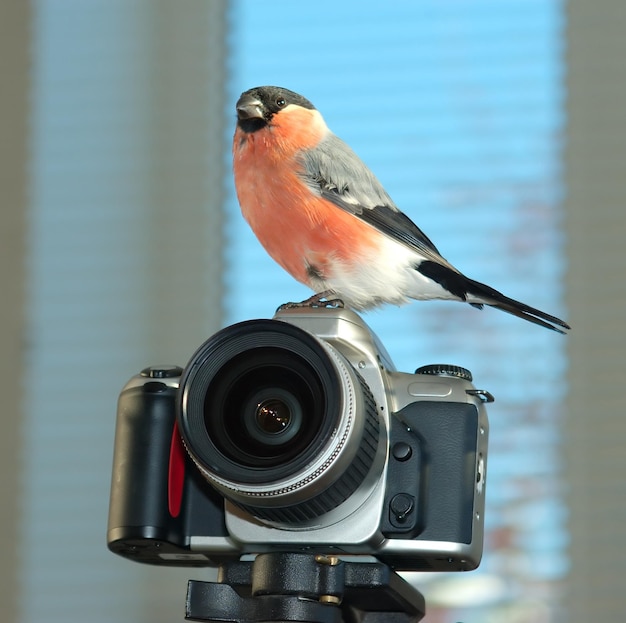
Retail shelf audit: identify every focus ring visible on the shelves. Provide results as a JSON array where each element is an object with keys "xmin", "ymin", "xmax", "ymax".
[{"xmin": 237, "ymin": 368, "xmax": 380, "ymax": 523}]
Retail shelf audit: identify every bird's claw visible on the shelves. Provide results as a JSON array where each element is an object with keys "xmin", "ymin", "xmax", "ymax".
[
  {"xmin": 276, "ymin": 292, "xmax": 345, "ymax": 312},
  {"xmin": 318, "ymin": 297, "xmax": 345, "ymax": 309}
]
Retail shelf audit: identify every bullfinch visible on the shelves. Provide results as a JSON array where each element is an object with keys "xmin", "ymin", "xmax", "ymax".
[{"xmin": 233, "ymin": 85, "xmax": 570, "ymax": 334}]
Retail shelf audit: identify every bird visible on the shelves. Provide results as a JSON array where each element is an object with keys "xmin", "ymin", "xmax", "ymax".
[{"xmin": 232, "ymin": 85, "xmax": 570, "ymax": 334}]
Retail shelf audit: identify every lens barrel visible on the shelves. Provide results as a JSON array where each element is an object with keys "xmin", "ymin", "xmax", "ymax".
[{"xmin": 177, "ymin": 319, "xmax": 380, "ymax": 524}]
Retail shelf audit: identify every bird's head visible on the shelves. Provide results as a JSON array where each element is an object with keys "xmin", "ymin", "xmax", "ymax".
[{"xmin": 236, "ymin": 86, "xmax": 316, "ymax": 134}]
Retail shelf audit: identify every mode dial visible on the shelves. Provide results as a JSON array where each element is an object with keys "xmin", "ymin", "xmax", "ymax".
[{"xmin": 414, "ymin": 364, "xmax": 473, "ymax": 382}]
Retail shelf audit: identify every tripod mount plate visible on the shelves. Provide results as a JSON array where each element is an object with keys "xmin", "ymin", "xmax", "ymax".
[{"xmin": 185, "ymin": 552, "xmax": 426, "ymax": 623}]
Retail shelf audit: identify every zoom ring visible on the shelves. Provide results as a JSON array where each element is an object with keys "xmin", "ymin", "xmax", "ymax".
[{"xmin": 239, "ymin": 375, "xmax": 380, "ymax": 523}]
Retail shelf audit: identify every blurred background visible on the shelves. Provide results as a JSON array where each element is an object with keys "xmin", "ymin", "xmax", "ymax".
[{"xmin": 1, "ymin": 1, "xmax": 624, "ymax": 621}]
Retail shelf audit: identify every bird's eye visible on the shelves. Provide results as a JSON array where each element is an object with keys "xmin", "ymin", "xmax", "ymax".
[{"xmin": 276, "ymin": 98, "xmax": 286, "ymax": 108}]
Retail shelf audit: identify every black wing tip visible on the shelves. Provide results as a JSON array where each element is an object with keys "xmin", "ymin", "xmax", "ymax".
[
  {"xmin": 480, "ymin": 290, "xmax": 571, "ymax": 334},
  {"xmin": 490, "ymin": 306, "xmax": 571, "ymax": 334},
  {"xmin": 480, "ymin": 293, "xmax": 571, "ymax": 334},
  {"xmin": 546, "ymin": 316, "xmax": 571, "ymax": 333},
  {"xmin": 417, "ymin": 261, "xmax": 571, "ymax": 334}
]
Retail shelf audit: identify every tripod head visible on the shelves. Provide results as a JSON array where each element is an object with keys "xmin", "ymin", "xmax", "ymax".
[{"xmin": 184, "ymin": 552, "xmax": 425, "ymax": 622}]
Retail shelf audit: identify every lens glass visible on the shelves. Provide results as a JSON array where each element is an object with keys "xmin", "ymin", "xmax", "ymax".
[
  {"xmin": 202, "ymin": 348, "xmax": 328, "ymax": 469},
  {"xmin": 256, "ymin": 399, "xmax": 292, "ymax": 434}
]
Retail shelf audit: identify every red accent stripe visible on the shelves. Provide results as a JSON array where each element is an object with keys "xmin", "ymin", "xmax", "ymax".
[{"xmin": 168, "ymin": 421, "xmax": 186, "ymax": 518}]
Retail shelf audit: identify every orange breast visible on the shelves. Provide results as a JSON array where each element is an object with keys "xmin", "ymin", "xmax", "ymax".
[{"xmin": 233, "ymin": 116, "xmax": 378, "ymax": 285}]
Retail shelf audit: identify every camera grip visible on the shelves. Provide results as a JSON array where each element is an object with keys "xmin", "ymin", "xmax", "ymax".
[{"xmin": 107, "ymin": 382, "xmax": 186, "ymax": 556}]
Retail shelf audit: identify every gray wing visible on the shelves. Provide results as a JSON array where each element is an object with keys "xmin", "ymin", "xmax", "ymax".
[
  {"xmin": 297, "ymin": 134, "xmax": 572, "ymax": 332},
  {"xmin": 298, "ymin": 132, "xmax": 451, "ymax": 266}
]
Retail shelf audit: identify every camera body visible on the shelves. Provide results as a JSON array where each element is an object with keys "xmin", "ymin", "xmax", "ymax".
[{"xmin": 107, "ymin": 307, "xmax": 490, "ymax": 572}]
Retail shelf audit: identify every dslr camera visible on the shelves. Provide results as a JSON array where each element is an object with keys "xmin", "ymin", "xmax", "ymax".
[{"xmin": 107, "ymin": 307, "xmax": 491, "ymax": 572}]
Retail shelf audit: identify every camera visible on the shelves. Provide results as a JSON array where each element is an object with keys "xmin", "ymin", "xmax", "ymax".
[{"xmin": 107, "ymin": 307, "xmax": 491, "ymax": 572}]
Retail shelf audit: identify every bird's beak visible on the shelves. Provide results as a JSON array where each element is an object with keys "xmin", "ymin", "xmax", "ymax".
[{"xmin": 236, "ymin": 94, "xmax": 264, "ymax": 120}]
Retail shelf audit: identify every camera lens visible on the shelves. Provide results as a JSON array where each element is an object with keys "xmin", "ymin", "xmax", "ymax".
[
  {"xmin": 248, "ymin": 389, "xmax": 301, "ymax": 439},
  {"xmin": 201, "ymin": 348, "xmax": 324, "ymax": 469},
  {"xmin": 256, "ymin": 398, "xmax": 291, "ymax": 434},
  {"xmin": 177, "ymin": 319, "xmax": 381, "ymax": 523}
]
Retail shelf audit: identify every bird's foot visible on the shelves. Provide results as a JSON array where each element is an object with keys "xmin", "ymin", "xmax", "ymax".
[{"xmin": 276, "ymin": 291, "xmax": 345, "ymax": 312}]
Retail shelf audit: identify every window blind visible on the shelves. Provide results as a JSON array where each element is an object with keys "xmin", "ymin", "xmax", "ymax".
[
  {"xmin": 22, "ymin": 2, "xmax": 226, "ymax": 621},
  {"xmin": 226, "ymin": 2, "xmax": 567, "ymax": 621}
]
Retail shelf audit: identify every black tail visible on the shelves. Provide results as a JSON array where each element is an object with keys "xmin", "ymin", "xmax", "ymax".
[{"xmin": 417, "ymin": 261, "xmax": 571, "ymax": 334}]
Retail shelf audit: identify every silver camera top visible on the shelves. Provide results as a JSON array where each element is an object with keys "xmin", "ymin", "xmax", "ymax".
[{"xmin": 272, "ymin": 306, "xmax": 488, "ymax": 415}]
